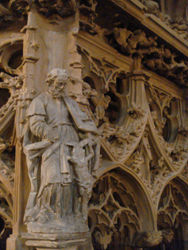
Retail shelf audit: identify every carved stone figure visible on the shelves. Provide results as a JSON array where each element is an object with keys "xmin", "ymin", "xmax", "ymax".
[{"xmin": 23, "ymin": 68, "xmax": 99, "ymax": 233}]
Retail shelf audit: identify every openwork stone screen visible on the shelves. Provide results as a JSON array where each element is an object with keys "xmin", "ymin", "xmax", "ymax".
[{"xmin": 0, "ymin": 0, "xmax": 187, "ymax": 250}]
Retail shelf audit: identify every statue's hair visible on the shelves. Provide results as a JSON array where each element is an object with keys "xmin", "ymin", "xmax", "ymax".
[
  {"xmin": 46, "ymin": 68, "xmax": 69, "ymax": 86},
  {"xmin": 46, "ymin": 68, "xmax": 84, "ymax": 86}
]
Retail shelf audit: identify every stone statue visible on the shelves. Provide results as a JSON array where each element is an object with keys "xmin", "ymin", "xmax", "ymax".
[{"xmin": 23, "ymin": 68, "xmax": 99, "ymax": 234}]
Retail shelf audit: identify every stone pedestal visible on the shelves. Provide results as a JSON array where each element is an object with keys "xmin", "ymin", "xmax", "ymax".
[
  {"xmin": 23, "ymin": 232, "xmax": 91, "ymax": 250},
  {"xmin": 7, "ymin": 234, "xmax": 27, "ymax": 250}
]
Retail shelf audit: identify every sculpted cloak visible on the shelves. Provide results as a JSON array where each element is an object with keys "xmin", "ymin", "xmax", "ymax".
[{"xmin": 23, "ymin": 91, "xmax": 98, "ymax": 222}]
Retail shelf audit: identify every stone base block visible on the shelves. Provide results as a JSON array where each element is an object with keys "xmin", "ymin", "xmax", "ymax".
[
  {"xmin": 26, "ymin": 247, "xmax": 78, "ymax": 250},
  {"xmin": 23, "ymin": 232, "xmax": 91, "ymax": 250},
  {"xmin": 7, "ymin": 234, "xmax": 27, "ymax": 250}
]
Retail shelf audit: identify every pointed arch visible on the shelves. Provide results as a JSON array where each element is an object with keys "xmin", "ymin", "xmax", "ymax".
[
  {"xmin": 90, "ymin": 164, "xmax": 158, "ymax": 249},
  {"xmin": 157, "ymin": 177, "xmax": 188, "ymax": 249}
]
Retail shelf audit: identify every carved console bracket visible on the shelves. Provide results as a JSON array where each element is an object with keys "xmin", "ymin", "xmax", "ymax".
[
  {"xmin": 105, "ymin": 27, "xmax": 188, "ymax": 87},
  {"xmin": 23, "ymin": 232, "xmax": 91, "ymax": 250},
  {"xmin": 132, "ymin": 230, "xmax": 163, "ymax": 248}
]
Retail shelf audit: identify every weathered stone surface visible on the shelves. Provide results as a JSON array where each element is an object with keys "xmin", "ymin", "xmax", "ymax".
[
  {"xmin": 23, "ymin": 68, "xmax": 99, "ymax": 235},
  {"xmin": 0, "ymin": 1, "xmax": 186, "ymax": 250}
]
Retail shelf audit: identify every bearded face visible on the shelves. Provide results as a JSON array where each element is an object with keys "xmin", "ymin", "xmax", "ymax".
[{"xmin": 48, "ymin": 75, "xmax": 68, "ymax": 99}]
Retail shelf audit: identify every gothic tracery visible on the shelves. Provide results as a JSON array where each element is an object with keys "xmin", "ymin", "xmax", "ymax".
[{"xmin": 0, "ymin": 0, "xmax": 187, "ymax": 250}]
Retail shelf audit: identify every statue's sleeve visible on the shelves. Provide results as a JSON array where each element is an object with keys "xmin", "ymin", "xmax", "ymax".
[{"xmin": 27, "ymin": 97, "xmax": 48, "ymax": 138}]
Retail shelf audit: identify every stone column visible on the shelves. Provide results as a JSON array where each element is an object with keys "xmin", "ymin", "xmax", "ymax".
[
  {"xmin": 6, "ymin": 8, "xmax": 40, "ymax": 250},
  {"xmin": 7, "ymin": 2, "xmax": 88, "ymax": 249}
]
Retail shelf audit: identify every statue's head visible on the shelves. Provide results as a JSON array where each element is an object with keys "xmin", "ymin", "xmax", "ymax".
[{"xmin": 46, "ymin": 68, "xmax": 69, "ymax": 98}]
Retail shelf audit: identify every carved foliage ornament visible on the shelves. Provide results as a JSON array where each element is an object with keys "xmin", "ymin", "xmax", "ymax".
[
  {"xmin": 141, "ymin": 0, "xmax": 188, "ymax": 40},
  {"xmin": 0, "ymin": 73, "xmax": 24, "ymax": 136},
  {"xmin": 0, "ymin": 0, "xmax": 32, "ymax": 24},
  {"xmin": 126, "ymin": 126, "xmax": 170, "ymax": 205},
  {"xmin": 0, "ymin": 0, "xmax": 78, "ymax": 23},
  {"xmin": 79, "ymin": 46, "xmax": 188, "ymax": 217},
  {"xmin": 36, "ymin": 0, "xmax": 98, "ymax": 22},
  {"xmin": 0, "ymin": 140, "xmax": 14, "ymax": 233},
  {"xmin": 79, "ymin": 49, "xmax": 186, "ymax": 220},
  {"xmin": 112, "ymin": 0, "xmax": 185, "ymax": 40},
  {"xmin": 0, "ymin": 39, "xmax": 25, "ymax": 241},
  {"xmin": 0, "ymin": 0, "xmax": 99, "ymax": 33},
  {"xmin": 79, "ymin": 0, "xmax": 98, "ymax": 34},
  {"xmin": 35, "ymin": 0, "xmax": 77, "ymax": 18},
  {"xmin": 80, "ymin": 48, "xmax": 148, "ymax": 162},
  {"xmin": 148, "ymin": 85, "xmax": 188, "ymax": 173},
  {"xmin": 109, "ymin": 0, "xmax": 187, "ymax": 40},
  {"xmin": 125, "ymin": 85, "xmax": 188, "ymax": 205},
  {"xmin": 105, "ymin": 28, "xmax": 188, "ymax": 87}
]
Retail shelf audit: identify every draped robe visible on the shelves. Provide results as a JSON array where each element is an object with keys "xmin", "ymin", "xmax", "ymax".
[{"xmin": 24, "ymin": 91, "xmax": 98, "ymax": 222}]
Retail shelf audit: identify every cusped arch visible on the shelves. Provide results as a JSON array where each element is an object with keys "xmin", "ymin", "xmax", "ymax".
[
  {"xmin": 157, "ymin": 176, "xmax": 188, "ymax": 248},
  {"xmin": 90, "ymin": 165, "xmax": 157, "ymax": 249}
]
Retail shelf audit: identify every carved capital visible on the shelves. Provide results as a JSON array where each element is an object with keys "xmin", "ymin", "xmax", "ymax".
[
  {"xmin": 132, "ymin": 230, "xmax": 163, "ymax": 248},
  {"xmin": 35, "ymin": 0, "xmax": 77, "ymax": 18}
]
